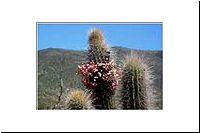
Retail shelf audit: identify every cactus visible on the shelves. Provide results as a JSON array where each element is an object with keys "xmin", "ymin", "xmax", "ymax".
[
  {"xmin": 78, "ymin": 28, "xmax": 121, "ymax": 109},
  {"xmin": 88, "ymin": 28, "xmax": 105, "ymax": 45},
  {"xmin": 88, "ymin": 28, "xmax": 110, "ymax": 63},
  {"xmin": 64, "ymin": 89, "xmax": 93, "ymax": 110},
  {"xmin": 121, "ymin": 54, "xmax": 153, "ymax": 109}
]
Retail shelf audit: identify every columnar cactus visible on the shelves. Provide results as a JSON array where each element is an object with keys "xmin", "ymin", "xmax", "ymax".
[
  {"xmin": 64, "ymin": 89, "xmax": 93, "ymax": 110},
  {"xmin": 121, "ymin": 55, "xmax": 153, "ymax": 109},
  {"xmin": 88, "ymin": 28, "xmax": 110, "ymax": 63},
  {"xmin": 78, "ymin": 28, "xmax": 121, "ymax": 109}
]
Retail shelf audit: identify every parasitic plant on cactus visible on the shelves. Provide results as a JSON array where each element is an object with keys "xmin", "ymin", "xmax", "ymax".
[{"xmin": 77, "ymin": 28, "xmax": 121, "ymax": 109}]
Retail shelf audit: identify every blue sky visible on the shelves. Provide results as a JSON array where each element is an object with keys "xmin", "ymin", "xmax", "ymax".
[{"xmin": 37, "ymin": 23, "xmax": 162, "ymax": 50}]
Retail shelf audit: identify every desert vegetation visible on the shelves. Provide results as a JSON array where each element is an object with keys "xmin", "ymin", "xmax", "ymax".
[{"xmin": 37, "ymin": 28, "xmax": 162, "ymax": 110}]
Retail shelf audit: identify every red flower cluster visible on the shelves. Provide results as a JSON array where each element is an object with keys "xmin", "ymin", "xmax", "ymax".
[{"xmin": 78, "ymin": 60, "xmax": 120, "ymax": 90}]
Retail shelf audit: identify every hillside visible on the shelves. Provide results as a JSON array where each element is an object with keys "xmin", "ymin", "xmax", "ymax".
[{"xmin": 37, "ymin": 47, "xmax": 163, "ymax": 109}]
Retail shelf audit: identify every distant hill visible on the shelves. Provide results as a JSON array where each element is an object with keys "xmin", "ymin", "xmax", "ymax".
[{"xmin": 37, "ymin": 47, "xmax": 163, "ymax": 109}]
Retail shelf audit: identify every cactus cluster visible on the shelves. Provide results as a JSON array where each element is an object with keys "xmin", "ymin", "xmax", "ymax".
[{"xmin": 60, "ymin": 28, "xmax": 154, "ymax": 110}]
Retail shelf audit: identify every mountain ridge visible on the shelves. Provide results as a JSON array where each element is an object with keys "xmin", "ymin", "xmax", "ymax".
[{"xmin": 38, "ymin": 46, "xmax": 162, "ymax": 52}]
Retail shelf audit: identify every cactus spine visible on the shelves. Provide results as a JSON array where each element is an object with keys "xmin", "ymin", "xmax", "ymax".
[
  {"xmin": 78, "ymin": 28, "xmax": 120, "ymax": 109},
  {"xmin": 121, "ymin": 55, "xmax": 153, "ymax": 109}
]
